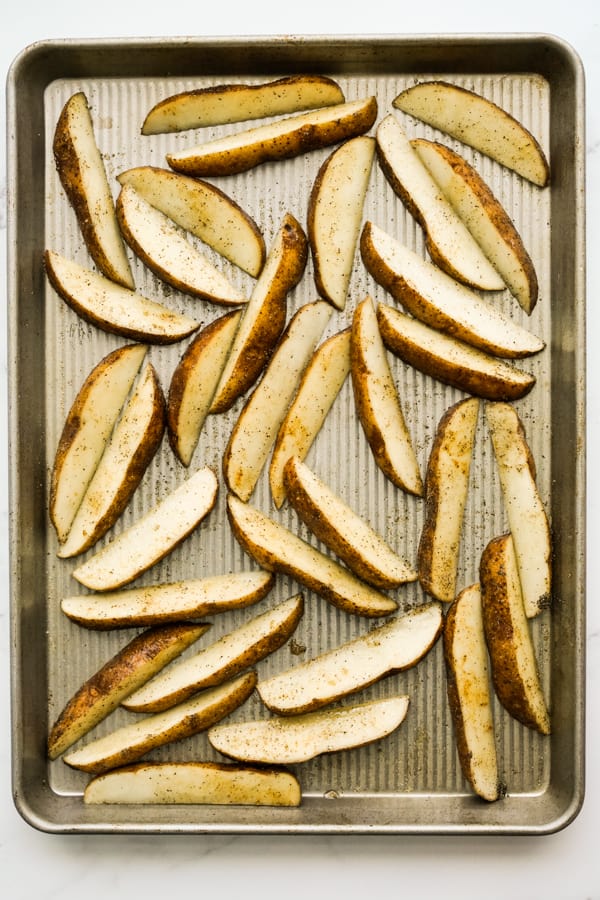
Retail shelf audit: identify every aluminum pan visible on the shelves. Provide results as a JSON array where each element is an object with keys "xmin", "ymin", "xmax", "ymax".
[{"xmin": 7, "ymin": 33, "xmax": 586, "ymax": 834}]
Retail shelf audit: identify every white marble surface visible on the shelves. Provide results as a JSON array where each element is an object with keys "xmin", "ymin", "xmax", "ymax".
[{"xmin": 1, "ymin": 3, "xmax": 598, "ymax": 898}]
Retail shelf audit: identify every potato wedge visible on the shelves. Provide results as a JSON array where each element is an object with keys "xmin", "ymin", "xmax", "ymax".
[
  {"xmin": 117, "ymin": 167, "xmax": 265, "ymax": 276},
  {"xmin": 72, "ymin": 466, "xmax": 218, "ymax": 592},
  {"xmin": 57, "ymin": 362, "xmax": 166, "ymax": 558},
  {"xmin": 116, "ymin": 185, "xmax": 247, "ymax": 306},
  {"xmin": 47, "ymin": 623, "xmax": 208, "ymax": 759},
  {"xmin": 307, "ymin": 135, "xmax": 376, "ymax": 309},
  {"xmin": 84, "ymin": 761, "xmax": 301, "ymax": 806},
  {"xmin": 223, "ymin": 301, "xmax": 332, "ymax": 501},
  {"xmin": 167, "ymin": 310, "xmax": 242, "ymax": 467},
  {"xmin": 393, "ymin": 80, "xmax": 550, "ymax": 187},
  {"xmin": 375, "ymin": 115, "xmax": 504, "ymax": 291},
  {"xmin": 418, "ymin": 398, "xmax": 479, "ymax": 602},
  {"xmin": 142, "ymin": 74, "xmax": 345, "ymax": 134},
  {"xmin": 49, "ymin": 343, "xmax": 147, "ymax": 543},
  {"xmin": 411, "ymin": 139, "xmax": 539, "ymax": 314},
  {"xmin": 166, "ymin": 97, "xmax": 378, "ymax": 177},
  {"xmin": 53, "ymin": 91, "xmax": 134, "ymax": 289},
  {"xmin": 443, "ymin": 584, "xmax": 499, "ymax": 802},
  {"xmin": 227, "ymin": 494, "xmax": 398, "ymax": 618},
  {"xmin": 258, "ymin": 601, "xmax": 442, "ymax": 715},
  {"xmin": 269, "ymin": 328, "xmax": 351, "ymax": 508},
  {"xmin": 123, "ymin": 594, "xmax": 304, "ymax": 713},
  {"xmin": 63, "ymin": 672, "xmax": 257, "ymax": 773},
  {"xmin": 360, "ymin": 222, "xmax": 544, "ymax": 359},
  {"xmin": 377, "ymin": 304, "xmax": 536, "ymax": 401},
  {"xmin": 485, "ymin": 402, "xmax": 552, "ymax": 617},
  {"xmin": 480, "ymin": 534, "xmax": 551, "ymax": 734},
  {"xmin": 61, "ymin": 570, "xmax": 275, "ymax": 629},
  {"xmin": 283, "ymin": 456, "xmax": 417, "ymax": 589},
  {"xmin": 208, "ymin": 695, "xmax": 410, "ymax": 765},
  {"xmin": 351, "ymin": 295, "xmax": 423, "ymax": 495},
  {"xmin": 209, "ymin": 213, "xmax": 308, "ymax": 413},
  {"xmin": 45, "ymin": 250, "xmax": 200, "ymax": 344}
]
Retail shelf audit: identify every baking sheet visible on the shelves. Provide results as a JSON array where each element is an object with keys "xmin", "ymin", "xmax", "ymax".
[{"xmin": 7, "ymin": 34, "xmax": 586, "ymax": 834}]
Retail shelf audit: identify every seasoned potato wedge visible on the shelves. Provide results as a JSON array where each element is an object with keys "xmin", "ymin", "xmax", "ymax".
[
  {"xmin": 269, "ymin": 328, "xmax": 351, "ymax": 508},
  {"xmin": 393, "ymin": 80, "xmax": 550, "ymax": 187},
  {"xmin": 61, "ymin": 570, "xmax": 275, "ymax": 629},
  {"xmin": 142, "ymin": 74, "xmax": 345, "ymax": 134},
  {"xmin": 166, "ymin": 97, "xmax": 378, "ymax": 177},
  {"xmin": 49, "ymin": 343, "xmax": 147, "ymax": 543},
  {"xmin": 45, "ymin": 250, "xmax": 200, "ymax": 344},
  {"xmin": 208, "ymin": 695, "xmax": 410, "ymax": 765},
  {"xmin": 377, "ymin": 304, "xmax": 536, "ymax": 401},
  {"xmin": 307, "ymin": 135, "xmax": 376, "ymax": 309},
  {"xmin": 227, "ymin": 494, "xmax": 398, "ymax": 618},
  {"xmin": 53, "ymin": 91, "xmax": 134, "ymax": 289},
  {"xmin": 72, "ymin": 466, "xmax": 218, "ymax": 592},
  {"xmin": 223, "ymin": 301, "xmax": 332, "ymax": 501},
  {"xmin": 444, "ymin": 584, "xmax": 499, "ymax": 802},
  {"xmin": 209, "ymin": 213, "xmax": 308, "ymax": 413},
  {"xmin": 57, "ymin": 362, "xmax": 166, "ymax": 558},
  {"xmin": 84, "ymin": 761, "xmax": 301, "ymax": 806},
  {"xmin": 360, "ymin": 222, "xmax": 544, "ymax": 359},
  {"xmin": 351, "ymin": 295, "xmax": 423, "ymax": 495},
  {"xmin": 117, "ymin": 166, "xmax": 265, "ymax": 276},
  {"xmin": 63, "ymin": 672, "xmax": 257, "ymax": 773},
  {"xmin": 123, "ymin": 594, "xmax": 304, "ymax": 713},
  {"xmin": 485, "ymin": 402, "xmax": 552, "ymax": 617},
  {"xmin": 375, "ymin": 115, "xmax": 504, "ymax": 291},
  {"xmin": 258, "ymin": 601, "xmax": 442, "ymax": 715},
  {"xmin": 418, "ymin": 398, "xmax": 479, "ymax": 602},
  {"xmin": 47, "ymin": 623, "xmax": 208, "ymax": 759},
  {"xmin": 480, "ymin": 534, "xmax": 551, "ymax": 734},
  {"xmin": 283, "ymin": 456, "xmax": 417, "ymax": 589}
]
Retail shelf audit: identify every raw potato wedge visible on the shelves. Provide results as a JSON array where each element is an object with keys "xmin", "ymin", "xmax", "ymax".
[
  {"xmin": 480, "ymin": 534, "xmax": 551, "ymax": 734},
  {"xmin": 283, "ymin": 456, "xmax": 417, "ymax": 589},
  {"xmin": 123, "ymin": 594, "xmax": 304, "ymax": 713},
  {"xmin": 393, "ymin": 80, "xmax": 550, "ymax": 187},
  {"xmin": 84, "ymin": 761, "xmax": 301, "ymax": 807},
  {"xmin": 116, "ymin": 185, "xmax": 247, "ymax": 306},
  {"xmin": 444, "ymin": 584, "xmax": 499, "ymax": 802},
  {"xmin": 485, "ymin": 402, "xmax": 552, "ymax": 617},
  {"xmin": 47, "ymin": 623, "xmax": 208, "ymax": 759},
  {"xmin": 418, "ymin": 398, "xmax": 480, "ymax": 603},
  {"xmin": 63, "ymin": 672, "xmax": 258, "ymax": 773},
  {"xmin": 377, "ymin": 304, "xmax": 536, "ymax": 401},
  {"xmin": 209, "ymin": 213, "xmax": 308, "ymax": 413},
  {"xmin": 57, "ymin": 362, "xmax": 166, "ymax": 558},
  {"xmin": 45, "ymin": 250, "xmax": 199, "ymax": 344},
  {"xmin": 61, "ymin": 570, "xmax": 275, "ymax": 629},
  {"xmin": 412, "ymin": 139, "xmax": 539, "ymax": 314},
  {"xmin": 258, "ymin": 601, "xmax": 442, "ymax": 715},
  {"xmin": 351, "ymin": 295, "xmax": 423, "ymax": 495},
  {"xmin": 72, "ymin": 466, "xmax": 219, "ymax": 592},
  {"xmin": 269, "ymin": 328, "xmax": 351, "ymax": 508},
  {"xmin": 49, "ymin": 343, "xmax": 147, "ymax": 543},
  {"xmin": 375, "ymin": 115, "xmax": 504, "ymax": 291},
  {"xmin": 227, "ymin": 494, "xmax": 398, "ymax": 618},
  {"xmin": 142, "ymin": 74, "xmax": 345, "ymax": 134},
  {"xmin": 167, "ymin": 310, "xmax": 242, "ymax": 467},
  {"xmin": 53, "ymin": 91, "xmax": 134, "ymax": 289},
  {"xmin": 223, "ymin": 301, "xmax": 332, "ymax": 501},
  {"xmin": 307, "ymin": 135, "xmax": 376, "ymax": 309},
  {"xmin": 360, "ymin": 222, "xmax": 544, "ymax": 359},
  {"xmin": 166, "ymin": 96, "xmax": 378, "ymax": 177},
  {"xmin": 117, "ymin": 167, "xmax": 265, "ymax": 276},
  {"xmin": 208, "ymin": 695, "xmax": 410, "ymax": 764}
]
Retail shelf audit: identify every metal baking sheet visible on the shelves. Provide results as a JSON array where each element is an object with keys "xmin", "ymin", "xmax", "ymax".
[{"xmin": 7, "ymin": 34, "xmax": 586, "ymax": 834}]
